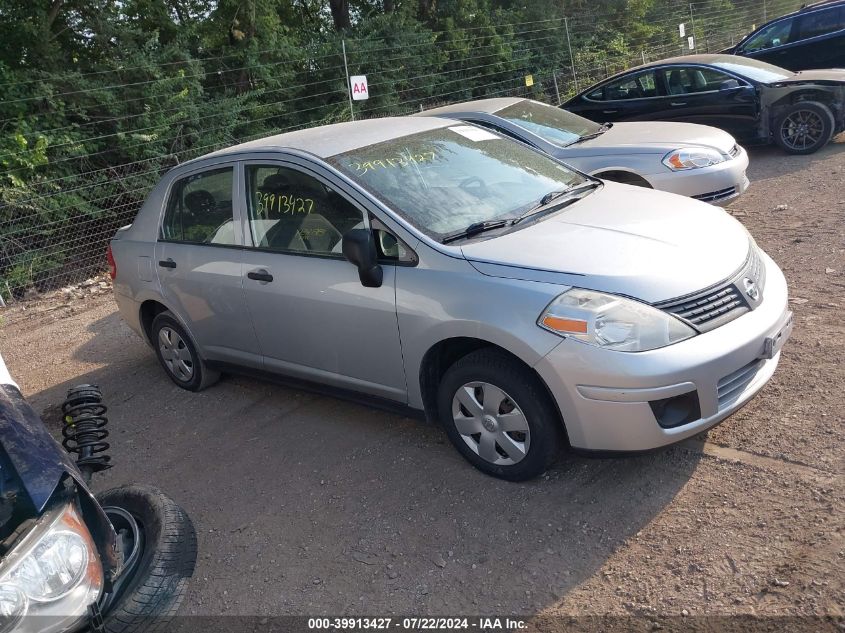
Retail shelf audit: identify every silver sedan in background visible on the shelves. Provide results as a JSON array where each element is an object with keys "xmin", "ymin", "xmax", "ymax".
[
  {"xmin": 419, "ymin": 98, "xmax": 750, "ymax": 205},
  {"xmin": 110, "ymin": 117, "xmax": 790, "ymax": 481}
]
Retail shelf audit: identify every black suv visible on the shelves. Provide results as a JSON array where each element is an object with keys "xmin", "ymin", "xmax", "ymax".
[{"xmin": 728, "ymin": 0, "xmax": 845, "ymax": 71}]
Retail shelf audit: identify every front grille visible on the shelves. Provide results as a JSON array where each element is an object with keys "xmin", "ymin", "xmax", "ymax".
[
  {"xmin": 693, "ymin": 186, "xmax": 738, "ymax": 203},
  {"xmin": 654, "ymin": 245, "xmax": 765, "ymax": 332},
  {"xmin": 717, "ymin": 359, "xmax": 765, "ymax": 409}
]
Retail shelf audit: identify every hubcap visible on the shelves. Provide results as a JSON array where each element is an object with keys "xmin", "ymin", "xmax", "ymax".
[
  {"xmin": 158, "ymin": 327, "xmax": 194, "ymax": 381},
  {"xmin": 451, "ymin": 382, "xmax": 530, "ymax": 466},
  {"xmin": 781, "ymin": 110, "xmax": 824, "ymax": 151}
]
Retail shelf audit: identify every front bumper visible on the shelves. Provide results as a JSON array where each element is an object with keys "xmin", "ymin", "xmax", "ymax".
[
  {"xmin": 647, "ymin": 145, "xmax": 750, "ymax": 206},
  {"xmin": 534, "ymin": 251, "xmax": 791, "ymax": 451}
]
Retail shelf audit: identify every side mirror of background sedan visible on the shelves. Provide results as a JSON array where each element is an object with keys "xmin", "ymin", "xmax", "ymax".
[{"xmin": 342, "ymin": 228, "xmax": 384, "ymax": 288}]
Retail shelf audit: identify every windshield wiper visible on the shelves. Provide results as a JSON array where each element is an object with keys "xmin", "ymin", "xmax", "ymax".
[
  {"xmin": 512, "ymin": 181, "xmax": 601, "ymax": 225},
  {"xmin": 441, "ymin": 219, "xmax": 511, "ymax": 244},
  {"xmin": 566, "ymin": 122, "xmax": 613, "ymax": 146}
]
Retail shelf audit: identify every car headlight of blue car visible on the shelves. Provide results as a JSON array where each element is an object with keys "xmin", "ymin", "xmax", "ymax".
[{"xmin": 0, "ymin": 501, "xmax": 103, "ymax": 631}]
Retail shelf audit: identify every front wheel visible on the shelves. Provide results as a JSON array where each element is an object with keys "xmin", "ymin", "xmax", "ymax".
[
  {"xmin": 97, "ymin": 486, "xmax": 197, "ymax": 633},
  {"xmin": 437, "ymin": 349, "xmax": 563, "ymax": 481},
  {"xmin": 773, "ymin": 101, "xmax": 835, "ymax": 155}
]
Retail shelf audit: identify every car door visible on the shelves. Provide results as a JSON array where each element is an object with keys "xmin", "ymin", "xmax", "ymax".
[
  {"xmin": 656, "ymin": 65, "xmax": 759, "ymax": 139},
  {"xmin": 155, "ymin": 163, "xmax": 262, "ymax": 368},
  {"xmin": 237, "ymin": 159, "xmax": 408, "ymax": 401},
  {"xmin": 792, "ymin": 7, "xmax": 845, "ymax": 70},
  {"xmin": 576, "ymin": 69, "xmax": 664, "ymax": 122}
]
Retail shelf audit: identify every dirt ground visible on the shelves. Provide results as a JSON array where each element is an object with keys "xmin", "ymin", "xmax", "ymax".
[{"xmin": 0, "ymin": 140, "xmax": 843, "ymax": 628}]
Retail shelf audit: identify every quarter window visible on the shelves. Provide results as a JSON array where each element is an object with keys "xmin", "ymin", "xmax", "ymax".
[
  {"xmin": 161, "ymin": 167, "xmax": 236, "ymax": 245},
  {"xmin": 245, "ymin": 165, "xmax": 363, "ymax": 255}
]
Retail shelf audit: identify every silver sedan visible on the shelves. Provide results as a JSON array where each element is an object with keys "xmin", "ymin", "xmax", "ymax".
[
  {"xmin": 419, "ymin": 98, "xmax": 750, "ymax": 205},
  {"xmin": 110, "ymin": 116, "xmax": 790, "ymax": 481}
]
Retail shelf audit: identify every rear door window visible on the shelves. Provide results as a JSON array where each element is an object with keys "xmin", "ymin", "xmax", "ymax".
[
  {"xmin": 796, "ymin": 7, "xmax": 845, "ymax": 40},
  {"xmin": 161, "ymin": 167, "xmax": 236, "ymax": 245},
  {"xmin": 595, "ymin": 71, "xmax": 658, "ymax": 101}
]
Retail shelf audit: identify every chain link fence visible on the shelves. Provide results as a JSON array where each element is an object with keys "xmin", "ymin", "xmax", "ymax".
[{"xmin": 0, "ymin": 0, "xmax": 804, "ymax": 302}]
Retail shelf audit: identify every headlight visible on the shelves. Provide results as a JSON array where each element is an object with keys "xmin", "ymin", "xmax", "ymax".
[
  {"xmin": 0, "ymin": 501, "xmax": 103, "ymax": 633},
  {"xmin": 538, "ymin": 288, "xmax": 696, "ymax": 352},
  {"xmin": 662, "ymin": 147, "xmax": 727, "ymax": 170}
]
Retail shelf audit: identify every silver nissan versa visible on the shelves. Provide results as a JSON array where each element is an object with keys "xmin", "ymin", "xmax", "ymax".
[{"xmin": 109, "ymin": 117, "xmax": 793, "ymax": 481}]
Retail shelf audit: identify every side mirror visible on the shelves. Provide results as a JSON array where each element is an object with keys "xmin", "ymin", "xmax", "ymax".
[
  {"xmin": 342, "ymin": 228, "xmax": 383, "ymax": 288},
  {"xmin": 719, "ymin": 79, "xmax": 741, "ymax": 90}
]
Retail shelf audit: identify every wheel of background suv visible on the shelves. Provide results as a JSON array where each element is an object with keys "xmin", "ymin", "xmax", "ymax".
[
  {"xmin": 96, "ymin": 485, "xmax": 197, "ymax": 633},
  {"xmin": 437, "ymin": 348, "xmax": 562, "ymax": 481},
  {"xmin": 773, "ymin": 101, "xmax": 835, "ymax": 155},
  {"xmin": 151, "ymin": 311, "xmax": 219, "ymax": 391}
]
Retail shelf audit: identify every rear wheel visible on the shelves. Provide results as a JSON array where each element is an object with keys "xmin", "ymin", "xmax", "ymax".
[
  {"xmin": 151, "ymin": 311, "xmax": 219, "ymax": 391},
  {"xmin": 97, "ymin": 486, "xmax": 197, "ymax": 633},
  {"xmin": 773, "ymin": 101, "xmax": 834, "ymax": 155},
  {"xmin": 437, "ymin": 349, "xmax": 563, "ymax": 481}
]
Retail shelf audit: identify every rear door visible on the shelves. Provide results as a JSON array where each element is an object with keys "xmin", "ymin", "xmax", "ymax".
[
  {"xmin": 655, "ymin": 65, "xmax": 759, "ymax": 138},
  {"xmin": 792, "ymin": 7, "xmax": 845, "ymax": 69},
  {"xmin": 237, "ymin": 159, "xmax": 408, "ymax": 401},
  {"xmin": 576, "ymin": 69, "xmax": 664, "ymax": 122},
  {"xmin": 155, "ymin": 164, "xmax": 261, "ymax": 368}
]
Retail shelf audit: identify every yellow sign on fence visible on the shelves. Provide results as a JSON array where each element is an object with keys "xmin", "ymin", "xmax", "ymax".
[{"xmin": 525, "ymin": 74, "xmax": 534, "ymax": 87}]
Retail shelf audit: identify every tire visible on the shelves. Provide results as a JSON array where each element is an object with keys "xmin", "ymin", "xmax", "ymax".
[
  {"xmin": 151, "ymin": 311, "xmax": 219, "ymax": 391},
  {"xmin": 437, "ymin": 348, "xmax": 563, "ymax": 481},
  {"xmin": 773, "ymin": 101, "xmax": 835, "ymax": 155},
  {"xmin": 96, "ymin": 485, "xmax": 197, "ymax": 633}
]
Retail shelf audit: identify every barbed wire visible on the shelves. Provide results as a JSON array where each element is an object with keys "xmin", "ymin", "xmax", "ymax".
[{"xmin": 0, "ymin": 0, "xmax": 805, "ymax": 299}]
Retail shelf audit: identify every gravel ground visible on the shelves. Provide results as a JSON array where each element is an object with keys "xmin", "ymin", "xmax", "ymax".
[{"xmin": 0, "ymin": 140, "xmax": 842, "ymax": 626}]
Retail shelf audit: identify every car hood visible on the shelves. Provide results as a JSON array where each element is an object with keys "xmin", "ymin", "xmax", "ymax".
[
  {"xmin": 570, "ymin": 121, "xmax": 737, "ymax": 154},
  {"xmin": 460, "ymin": 182, "xmax": 750, "ymax": 304},
  {"xmin": 771, "ymin": 69, "xmax": 845, "ymax": 85}
]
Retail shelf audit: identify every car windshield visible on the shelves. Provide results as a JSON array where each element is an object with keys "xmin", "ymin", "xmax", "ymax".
[
  {"xmin": 712, "ymin": 57, "xmax": 792, "ymax": 83},
  {"xmin": 328, "ymin": 126, "xmax": 588, "ymax": 239},
  {"xmin": 496, "ymin": 100, "xmax": 603, "ymax": 147}
]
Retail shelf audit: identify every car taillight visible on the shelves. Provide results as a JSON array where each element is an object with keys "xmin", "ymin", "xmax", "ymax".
[{"xmin": 106, "ymin": 244, "xmax": 116, "ymax": 280}]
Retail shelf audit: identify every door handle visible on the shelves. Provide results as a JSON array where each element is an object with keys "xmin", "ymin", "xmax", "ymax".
[
  {"xmin": 670, "ymin": 101, "xmax": 687, "ymax": 106},
  {"xmin": 602, "ymin": 110, "xmax": 618, "ymax": 114},
  {"xmin": 247, "ymin": 269, "xmax": 274, "ymax": 283},
  {"xmin": 158, "ymin": 259, "xmax": 176, "ymax": 269}
]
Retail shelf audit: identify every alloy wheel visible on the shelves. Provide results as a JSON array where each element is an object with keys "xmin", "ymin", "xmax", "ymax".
[
  {"xmin": 158, "ymin": 327, "xmax": 194, "ymax": 382},
  {"xmin": 780, "ymin": 109, "xmax": 825, "ymax": 152},
  {"xmin": 451, "ymin": 381, "xmax": 530, "ymax": 466}
]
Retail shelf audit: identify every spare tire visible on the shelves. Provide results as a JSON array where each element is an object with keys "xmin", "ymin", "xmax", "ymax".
[{"xmin": 96, "ymin": 485, "xmax": 197, "ymax": 632}]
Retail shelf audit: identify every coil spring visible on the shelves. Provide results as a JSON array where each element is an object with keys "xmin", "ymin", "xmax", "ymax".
[{"xmin": 61, "ymin": 384, "xmax": 112, "ymax": 473}]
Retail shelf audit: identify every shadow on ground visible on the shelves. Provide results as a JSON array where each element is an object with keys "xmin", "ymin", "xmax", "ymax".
[{"xmin": 29, "ymin": 298, "xmax": 705, "ymax": 616}]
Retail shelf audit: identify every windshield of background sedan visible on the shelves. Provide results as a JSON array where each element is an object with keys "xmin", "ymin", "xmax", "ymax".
[
  {"xmin": 496, "ymin": 100, "xmax": 603, "ymax": 146},
  {"xmin": 329, "ymin": 126, "xmax": 587, "ymax": 239},
  {"xmin": 712, "ymin": 57, "xmax": 792, "ymax": 83}
]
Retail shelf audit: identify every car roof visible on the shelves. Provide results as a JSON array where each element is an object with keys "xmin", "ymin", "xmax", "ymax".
[
  {"xmin": 182, "ymin": 116, "xmax": 452, "ymax": 166},
  {"xmin": 416, "ymin": 97, "xmax": 524, "ymax": 116},
  {"xmin": 587, "ymin": 54, "xmax": 760, "ymax": 88}
]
